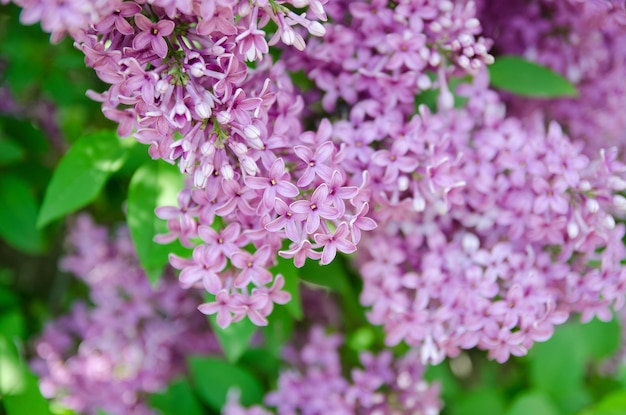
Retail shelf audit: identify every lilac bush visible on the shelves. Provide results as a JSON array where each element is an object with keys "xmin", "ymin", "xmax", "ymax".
[{"xmin": 3, "ymin": 0, "xmax": 626, "ymax": 414}]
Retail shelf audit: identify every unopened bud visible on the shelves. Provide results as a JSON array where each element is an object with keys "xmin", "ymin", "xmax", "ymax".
[
  {"xmin": 194, "ymin": 168, "xmax": 208, "ymax": 188},
  {"xmin": 195, "ymin": 101, "xmax": 212, "ymax": 119},
  {"xmin": 462, "ymin": 233, "xmax": 480, "ymax": 253},
  {"xmin": 230, "ymin": 141, "xmax": 248, "ymax": 157},
  {"xmin": 567, "ymin": 222, "xmax": 579, "ymax": 239},
  {"xmin": 613, "ymin": 194, "xmax": 626, "ymax": 211},
  {"xmin": 243, "ymin": 124, "xmax": 261, "ymax": 141},
  {"xmin": 220, "ymin": 163, "xmax": 234, "ymax": 180},
  {"xmin": 586, "ymin": 198, "xmax": 600, "ymax": 213},
  {"xmin": 282, "ymin": 28, "xmax": 295, "ymax": 45},
  {"xmin": 241, "ymin": 157, "xmax": 259, "ymax": 176},
  {"xmin": 398, "ymin": 176, "xmax": 410, "ymax": 191},
  {"xmin": 417, "ymin": 74, "xmax": 432, "ymax": 90},
  {"xmin": 308, "ymin": 21, "xmax": 326, "ymax": 37},
  {"xmin": 216, "ymin": 111, "xmax": 231, "ymax": 124}
]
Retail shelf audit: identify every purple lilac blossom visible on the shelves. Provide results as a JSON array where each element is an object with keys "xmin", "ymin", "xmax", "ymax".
[
  {"xmin": 30, "ymin": 215, "xmax": 219, "ymax": 415},
  {"xmin": 269, "ymin": 0, "xmax": 626, "ymax": 363},
  {"xmin": 223, "ymin": 327, "xmax": 442, "ymax": 415},
  {"xmin": 477, "ymin": 0, "xmax": 626, "ymax": 154},
  {"xmin": 12, "ymin": 0, "xmax": 626, "ymax": 365}
]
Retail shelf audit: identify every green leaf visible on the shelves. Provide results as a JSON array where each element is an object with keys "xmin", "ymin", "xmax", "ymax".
[
  {"xmin": 149, "ymin": 378, "xmax": 204, "ymax": 415},
  {"xmin": 452, "ymin": 388, "xmax": 505, "ymax": 415},
  {"xmin": 0, "ymin": 138, "xmax": 24, "ymax": 166},
  {"xmin": 127, "ymin": 160, "xmax": 188, "ymax": 285},
  {"xmin": 0, "ymin": 335, "xmax": 25, "ymax": 395},
  {"xmin": 528, "ymin": 323, "xmax": 587, "ymax": 400},
  {"xmin": 580, "ymin": 390, "xmax": 626, "ymax": 415},
  {"xmin": 187, "ymin": 356, "xmax": 263, "ymax": 410},
  {"xmin": 2, "ymin": 371, "xmax": 52, "ymax": 415},
  {"xmin": 0, "ymin": 174, "xmax": 45, "ymax": 253},
  {"xmin": 299, "ymin": 257, "xmax": 350, "ymax": 293},
  {"xmin": 270, "ymin": 257, "xmax": 302, "ymax": 319},
  {"xmin": 37, "ymin": 130, "xmax": 128, "ymax": 227},
  {"xmin": 208, "ymin": 314, "xmax": 257, "ymax": 363},
  {"xmin": 262, "ymin": 304, "xmax": 295, "ymax": 353},
  {"xmin": 488, "ymin": 55, "xmax": 578, "ymax": 98},
  {"xmin": 506, "ymin": 392, "xmax": 560, "ymax": 415},
  {"xmin": 0, "ymin": 309, "xmax": 25, "ymax": 341},
  {"xmin": 578, "ymin": 317, "xmax": 621, "ymax": 359}
]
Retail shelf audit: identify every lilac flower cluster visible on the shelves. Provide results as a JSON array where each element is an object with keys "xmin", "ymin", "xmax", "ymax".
[
  {"xmin": 477, "ymin": 0, "xmax": 626, "ymax": 153},
  {"xmin": 14, "ymin": 0, "xmax": 626, "ymax": 366},
  {"xmin": 285, "ymin": 0, "xmax": 494, "ymax": 113},
  {"xmin": 11, "ymin": 0, "xmax": 379, "ymax": 326},
  {"xmin": 30, "ymin": 215, "xmax": 218, "ymax": 415},
  {"xmin": 223, "ymin": 326, "xmax": 442, "ymax": 415},
  {"xmin": 353, "ymin": 70, "xmax": 626, "ymax": 363}
]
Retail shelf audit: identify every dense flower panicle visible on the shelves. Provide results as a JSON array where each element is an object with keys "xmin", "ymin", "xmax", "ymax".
[
  {"xmin": 353, "ymin": 71, "xmax": 626, "ymax": 364},
  {"xmin": 31, "ymin": 215, "xmax": 219, "ymax": 415},
  {"xmin": 11, "ymin": 0, "xmax": 377, "ymax": 324},
  {"xmin": 477, "ymin": 0, "xmax": 626, "ymax": 153},
  {"xmin": 223, "ymin": 327, "xmax": 442, "ymax": 415}
]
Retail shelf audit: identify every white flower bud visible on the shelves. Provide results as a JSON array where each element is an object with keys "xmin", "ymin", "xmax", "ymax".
[
  {"xmin": 586, "ymin": 198, "xmax": 600, "ymax": 213},
  {"xmin": 465, "ymin": 18, "xmax": 480, "ymax": 30},
  {"xmin": 604, "ymin": 215, "xmax": 616, "ymax": 229},
  {"xmin": 243, "ymin": 124, "xmax": 261, "ymax": 141},
  {"xmin": 195, "ymin": 101, "xmax": 212, "ymax": 119},
  {"xmin": 462, "ymin": 233, "xmax": 480, "ymax": 253},
  {"xmin": 293, "ymin": 33, "xmax": 306, "ymax": 51},
  {"xmin": 613, "ymin": 194, "xmax": 626, "ymax": 211},
  {"xmin": 439, "ymin": 1, "xmax": 453, "ymax": 12},
  {"xmin": 608, "ymin": 176, "xmax": 626, "ymax": 191},
  {"xmin": 417, "ymin": 74, "xmax": 432, "ymax": 90},
  {"xmin": 194, "ymin": 168, "xmax": 208, "ymax": 188},
  {"xmin": 412, "ymin": 196, "xmax": 426, "ymax": 212},
  {"xmin": 308, "ymin": 21, "xmax": 326, "ymax": 37},
  {"xmin": 200, "ymin": 141, "xmax": 215, "ymax": 157},
  {"xmin": 567, "ymin": 222, "xmax": 579, "ymax": 239},
  {"xmin": 220, "ymin": 163, "xmax": 234, "ymax": 180},
  {"xmin": 155, "ymin": 79, "xmax": 169, "ymax": 95},
  {"xmin": 398, "ymin": 176, "xmax": 410, "ymax": 191},
  {"xmin": 216, "ymin": 111, "xmax": 231, "ymax": 125},
  {"xmin": 189, "ymin": 63, "xmax": 205, "ymax": 78},
  {"xmin": 229, "ymin": 141, "xmax": 248, "ymax": 157},
  {"xmin": 281, "ymin": 28, "xmax": 296, "ymax": 45},
  {"xmin": 241, "ymin": 157, "xmax": 259, "ymax": 176}
]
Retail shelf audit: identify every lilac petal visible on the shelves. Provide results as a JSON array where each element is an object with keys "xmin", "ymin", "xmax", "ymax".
[
  {"xmin": 132, "ymin": 32, "xmax": 152, "ymax": 50},
  {"xmin": 276, "ymin": 181, "xmax": 299, "ymax": 198},
  {"xmin": 198, "ymin": 302, "xmax": 221, "ymax": 315},
  {"xmin": 316, "ymin": 141, "xmax": 335, "ymax": 162},
  {"xmin": 179, "ymin": 266, "xmax": 203, "ymax": 285},
  {"xmin": 152, "ymin": 37, "xmax": 169, "ymax": 59},
  {"xmin": 156, "ymin": 19, "xmax": 176, "ymax": 36},
  {"xmin": 247, "ymin": 308, "xmax": 268, "ymax": 326},
  {"xmin": 321, "ymin": 244, "xmax": 337, "ymax": 265},
  {"xmin": 202, "ymin": 273, "xmax": 222, "ymax": 294},
  {"xmin": 216, "ymin": 309, "xmax": 232, "ymax": 329},
  {"xmin": 115, "ymin": 16, "xmax": 135, "ymax": 36},
  {"xmin": 134, "ymin": 14, "xmax": 153, "ymax": 31}
]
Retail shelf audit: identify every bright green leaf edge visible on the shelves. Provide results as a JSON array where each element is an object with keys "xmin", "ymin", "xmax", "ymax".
[{"xmin": 488, "ymin": 55, "xmax": 578, "ymax": 98}]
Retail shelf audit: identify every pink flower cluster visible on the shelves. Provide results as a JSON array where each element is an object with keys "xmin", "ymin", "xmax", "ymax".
[
  {"xmin": 14, "ymin": 0, "xmax": 626, "ymax": 366},
  {"xmin": 30, "ymin": 215, "xmax": 218, "ymax": 415},
  {"xmin": 353, "ymin": 70, "xmax": 626, "ymax": 363},
  {"xmin": 477, "ymin": 0, "xmax": 626, "ymax": 153},
  {"xmin": 224, "ymin": 326, "xmax": 442, "ymax": 415}
]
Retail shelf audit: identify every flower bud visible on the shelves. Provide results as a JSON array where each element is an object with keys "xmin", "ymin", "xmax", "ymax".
[
  {"xmin": 308, "ymin": 21, "xmax": 326, "ymax": 37},
  {"xmin": 220, "ymin": 163, "xmax": 234, "ymax": 180}
]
